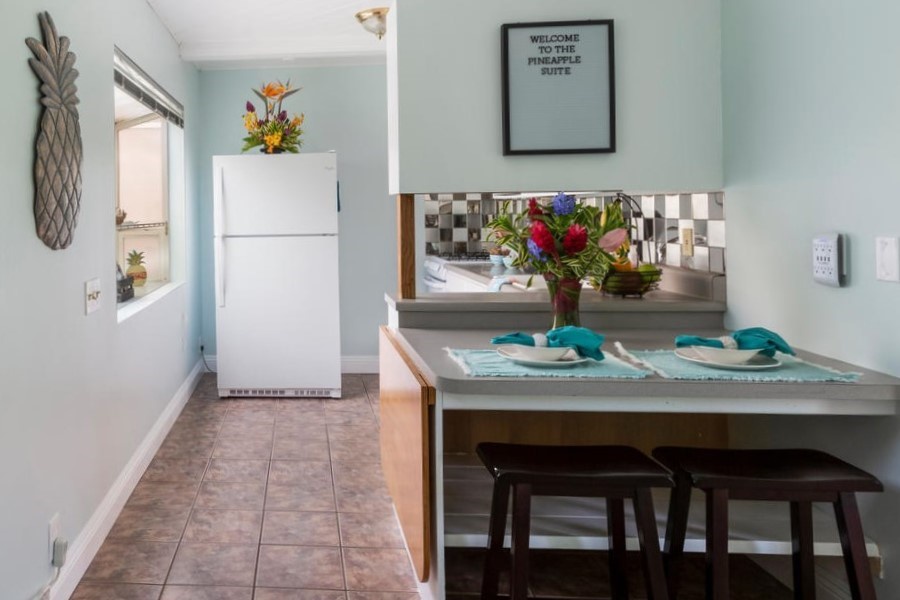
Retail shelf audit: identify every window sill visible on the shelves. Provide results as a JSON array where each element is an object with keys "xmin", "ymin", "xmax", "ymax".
[{"xmin": 117, "ymin": 281, "xmax": 183, "ymax": 323}]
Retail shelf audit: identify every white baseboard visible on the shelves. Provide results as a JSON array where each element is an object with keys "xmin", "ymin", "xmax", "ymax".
[
  {"xmin": 50, "ymin": 361, "xmax": 204, "ymax": 600},
  {"xmin": 203, "ymin": 354, "xmax": 377, "ymax": 374}
]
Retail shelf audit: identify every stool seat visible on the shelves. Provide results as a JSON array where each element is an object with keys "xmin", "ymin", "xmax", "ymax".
[
  {"xmin": 653, "ymin": 446, "xmax": 883, "ymax": 493},
  {"xmin": 652, "ymin": 446, "xmax": 882, "ymax": 600},
  {"xmin": 477, "ymin": 443, "xmax": 673, "ymax": 600},
  {"xmin": 478, "ymin": 442, "xmax": 674, "ymax": 487}
]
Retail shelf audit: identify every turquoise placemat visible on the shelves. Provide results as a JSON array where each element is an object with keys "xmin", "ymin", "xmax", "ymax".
[
  {"xmin": 446, "ymin": 348, "xmax": 649, "ymax": 379},
  {"xmin": 616, "ymin": 344, "xmax": 860, "ymax": 383}
]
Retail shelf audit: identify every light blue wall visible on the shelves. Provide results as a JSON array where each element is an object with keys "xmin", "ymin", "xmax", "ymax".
[
  {"xmin": 722, "ymin": 1, "xmax": 900, "ymax": 594},
  {"xmin": 390, "ymin": 0, "xmax": 722, "ymax": 194},
  {"xmin": 0, "ymin": 2, "xmax": 201, "ymax": 597},
  {"xmin": 197, "ymin": 66, "xmax": 393, "ymax": 358}
]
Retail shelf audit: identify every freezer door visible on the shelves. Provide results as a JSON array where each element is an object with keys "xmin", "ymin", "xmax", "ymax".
[
  {"xmin": 213, "ymin": 153, "xmax": 337, "ymax": 237},
  {"xmin": 215, "ymin": 236, "xmax": 341, "ymax": 393}
]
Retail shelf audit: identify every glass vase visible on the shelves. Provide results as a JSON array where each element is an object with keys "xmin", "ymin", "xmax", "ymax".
[{"xmin": 544, "ymin": 273, "xmax": 582, "ymax": 329}]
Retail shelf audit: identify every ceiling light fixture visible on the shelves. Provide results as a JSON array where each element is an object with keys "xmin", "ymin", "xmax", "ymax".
[{"xmin": 355, "ymin": 7, "xmax": 389, "ymax": 40}]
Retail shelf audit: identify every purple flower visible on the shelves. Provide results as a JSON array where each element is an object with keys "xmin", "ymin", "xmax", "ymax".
[
  {"xmin": 246, "ymin": 101, "xmax": 256, "ymax": 113},
  {"xmin": 278, "ymin": 110, "xmax": 288, "ymax": 121},
  {"xmin": 527, "ymin": 238, "xmax": 546, "ymax": 261},
  {"xmin": 552, "ymin": 192, "xmax": 575, "ymax": 215}
]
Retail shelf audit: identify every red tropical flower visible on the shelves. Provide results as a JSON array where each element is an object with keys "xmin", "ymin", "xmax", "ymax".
[
  {"xmin": 563, "ymin": 224, "xmax": 588, "ymax": 255},
  {"xmin": 527, "ymin": 198, "xmax": 543, "ymax": 217},
  {"xmin": 530, "ymin": 221, "xmax": 556, "ymax": 254}
]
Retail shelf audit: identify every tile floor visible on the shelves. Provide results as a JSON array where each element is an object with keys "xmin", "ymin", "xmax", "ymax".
[
  {"xmin": 73, "ymin": 373, "xmax": 791, "ymax": 600},
  {"xmin": 73, "ymin": 373, "xmax": 418, "ymax": 600}
]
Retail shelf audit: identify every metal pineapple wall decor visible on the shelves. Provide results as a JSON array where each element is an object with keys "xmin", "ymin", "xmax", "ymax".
[{"xmin": 25, "ymin": 12, "xmax": 83, "ymax": 250}]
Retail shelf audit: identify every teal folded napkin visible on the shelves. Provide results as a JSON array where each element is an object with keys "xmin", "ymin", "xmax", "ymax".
[
  {"xmin": 675, "ymin": 327, "xmax": 795, "ymax": 358},
  {"xmin": 491, "ymin": 326, "xmax": 605, "ymax": 360}
]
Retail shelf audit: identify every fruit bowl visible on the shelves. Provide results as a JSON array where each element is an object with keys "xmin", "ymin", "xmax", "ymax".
[{"xmin": 599, "ymin": 266, "xmax": 662, "ymax": 297}]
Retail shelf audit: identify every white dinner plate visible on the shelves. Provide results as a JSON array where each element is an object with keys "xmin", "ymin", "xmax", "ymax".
[
  {"xmin": 496, "ymin": 347, "xmax": 589, "ymax": 368},
  {"xmin": 675, "ymin": 347, "xmax": 781, "ymax": 371}
]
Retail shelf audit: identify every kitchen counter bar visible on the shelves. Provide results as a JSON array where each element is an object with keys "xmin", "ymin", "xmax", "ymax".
[
  {"xmin": 378, "ymin": 327, "xmax": 899, "ymax": 598},
  {"xmin": 393, "ymin": 327, "xmax": 900, "ymax": 415}
]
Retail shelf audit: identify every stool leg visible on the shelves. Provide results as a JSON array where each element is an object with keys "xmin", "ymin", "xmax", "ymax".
[
  {"xmin": 607, "ymin": 497, "xmax": 629, "ymax": 600},
  {"xmin": 663, "ymin": 472, "xmax": 693, "ymax": 598},
  {"xmin": 510, "ymin": 483, "xmax": 532, "ymax": 600},
  {"xmin": 705, "ymin": 488, "xmax": 729, "ymax": 600},
  {"xmin": 833, "ymin": 492, "xmax": 877, "ymax": 600},
  {"xmin": 481, "ymin": 478, "xmax": 511, "ymax": 600},
  {"xmin": 633, "ymin": 487, "xmax": 669, "ymax": 600},
  {"xmin": 790, "ymin": 501, "xmax": 817, "ymax": 600}
]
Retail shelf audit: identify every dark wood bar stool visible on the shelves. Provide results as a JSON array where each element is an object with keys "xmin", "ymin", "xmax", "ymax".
[
  {"xmin": 476, "ymin": 442, "xmax": 674, "ymax": 600},
  {"xmin": 652, "ymin": 446, "xmax": 883, "ymax": 600}
]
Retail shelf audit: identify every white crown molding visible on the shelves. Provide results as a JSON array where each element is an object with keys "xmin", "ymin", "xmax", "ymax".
[
  {"xmin": 50, "ymin": 361, "xmax": 204, "ymax": 600},
  {"xmin": 181, "ymin": 40, "xmax": 385, "ymax": 70}
]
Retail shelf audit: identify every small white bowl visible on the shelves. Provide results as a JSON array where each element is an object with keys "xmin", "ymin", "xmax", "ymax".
[
  {"xmin": 693, "ymin": 346, "xmax": 762, "ymax": 365},
  {"xmin": 497, "ymin": 345, "xmax": 572, "ymax": 362}
]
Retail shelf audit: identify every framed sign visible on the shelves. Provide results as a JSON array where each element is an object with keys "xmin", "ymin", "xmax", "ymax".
[{"xmin": 501, "ymin": 20, "xmax": 615, "ymax": 155}]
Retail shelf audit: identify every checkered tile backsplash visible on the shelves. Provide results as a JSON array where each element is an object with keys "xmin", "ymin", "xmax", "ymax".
[{"xmin": 421, "ymin": 192, "xmax": 726, "ymax": 274}]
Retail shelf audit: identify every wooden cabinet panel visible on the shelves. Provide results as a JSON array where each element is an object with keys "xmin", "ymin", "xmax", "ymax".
[
  {"xmin": 443, "ymin": 411, "xmax": 728, "ymax": 454},
  {"xmin": 379, "ymin": 326, "xmax": 435, "ymax": 582}
]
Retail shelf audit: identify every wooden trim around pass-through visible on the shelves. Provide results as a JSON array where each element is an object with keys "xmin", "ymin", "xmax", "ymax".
[{"xmin": 397, "ymin": 194, "xmax": 416, "ymax": 299}]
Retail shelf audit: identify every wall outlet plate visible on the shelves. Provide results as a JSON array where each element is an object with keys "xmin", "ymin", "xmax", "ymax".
[
  {"xmin": 812, "ymin": 233, "xmax": 845, "ymax": 287},
  {"xmin": 875, "ymin": 236, "xmax": 900, "ymax": 282},
  {"xmin": 681, "ymin": 228, "xmax": 694, "ymax": 257},
  {"xmin": 85, "ymin": 278, "xmax": 101, "ymax": 314}
]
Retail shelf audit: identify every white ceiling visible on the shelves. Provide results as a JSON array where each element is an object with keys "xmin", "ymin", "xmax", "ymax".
[{"xmin": 146, "ymin": 0, "xmax": 389, "ymax": 69}]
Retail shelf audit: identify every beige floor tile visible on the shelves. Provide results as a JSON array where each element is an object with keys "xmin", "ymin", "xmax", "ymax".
[
  {"xmin": 342, "ymin": 548, "xmax": 417, "ymax": 592},
  {"xmin": 183, "ymin": 509, "xmax": 263, "ymax": 543},
  {"xmin": 167, "ymin": 543, "xmax": 258, "ymax": 586},
  {"xmin": 256, "ymin": 545, "xmax": 344, "ymax": 589},
  {"xmin": 204, "ymin": 459, "xmax": 269, "ymax": 483},
  {"xmin": 268, "ymin": 460, "xmax": 332, "ymax": 486},
  {"xmin": 107, "ymin": 505, "xmax": 191, "ymax": 542},
  {"xmin": 160, "ymin": 586, "xmax": 252, "ymax": 600},
  {"xmin": 261, "ymin": 511, "xmax": 339, "ymax": 546},
  {"xmin": 141, "ymin": 457, "xmax": 209, "ymax": 483},
  {"xmin": 265, "ymin": 482, "xmax": 336, "ymax": 512},
  {"xmin": 275, "ymin": 419, "xmax": 329, "ymax": 439},
  {"xmin": 255, "ymin": 590, "xmax": 346, "ymax": 600},
  {"xmin": 273, "ymin": 436, "xmax": 331, "ymax": 461},
  {"xmin": 338, "ymin": 512, "xmax": 405, "ymax": 549},
  {"xmin": 81, "ymin": 540, "xmax": 177, "ymax": 584},
  {"xmin": 213, "ymin": 436, "xmax": 274, "ymax": 459},
  {"xmin": 123, "ymin": 481, "xmax": 200, "ymax": 511},
  {"xmin": 194, "ymin": 481, "xmax": 266, "ymax": 510},
  {"xmin": 346, "ymin": 594, "xmax": 418, "ymax": 600},
  {"xmin": 328, "ymin": 437, "xmax": 380, "ymax": 463},
  {"xmin": 71, "ymin": 582, "xmax": 163, "ymax": 600}
]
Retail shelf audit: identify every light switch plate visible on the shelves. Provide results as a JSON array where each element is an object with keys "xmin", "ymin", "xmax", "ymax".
[
  {"xmin": 812, "ymin": 233, "xmax": 844, "ymax": 287},
  {"xmin": 85, "ymin": 278, "xmax": 101, "ymax": 314},
  {"xmin": 876, "ymin": 236, "xmax": 900, "ymax": 282}
]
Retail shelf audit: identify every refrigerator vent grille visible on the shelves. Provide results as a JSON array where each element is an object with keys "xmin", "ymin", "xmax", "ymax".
[{"xmin": 226, "ymin": 388, "xmax": 334, "ymax": 398}]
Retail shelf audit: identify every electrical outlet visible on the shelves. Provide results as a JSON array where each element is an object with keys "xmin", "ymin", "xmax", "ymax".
[
  {"xmin": 875, "ymin": 236, "xmax": 900, "ymax": 282},
  {"xmin": 48, "ymin": 513, "xmax": 60, "ymax": 564},
  {"xmin": 85, "ymin": 278, "xmax": 101, "ymax": 314},
  {"xmin": 813, "ymin": 233, "xmax": 845, "ymax": 287}
]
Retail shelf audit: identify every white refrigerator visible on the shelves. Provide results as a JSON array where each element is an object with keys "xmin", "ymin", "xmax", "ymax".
[{"xmin": 213, "ymin": 153, "xmax": 341, "ymax": 398}]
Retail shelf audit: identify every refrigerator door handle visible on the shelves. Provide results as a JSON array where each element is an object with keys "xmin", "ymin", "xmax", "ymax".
[{"xmin": 215, "ymin": 168, "xmax": 226, "ymax": 307}]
